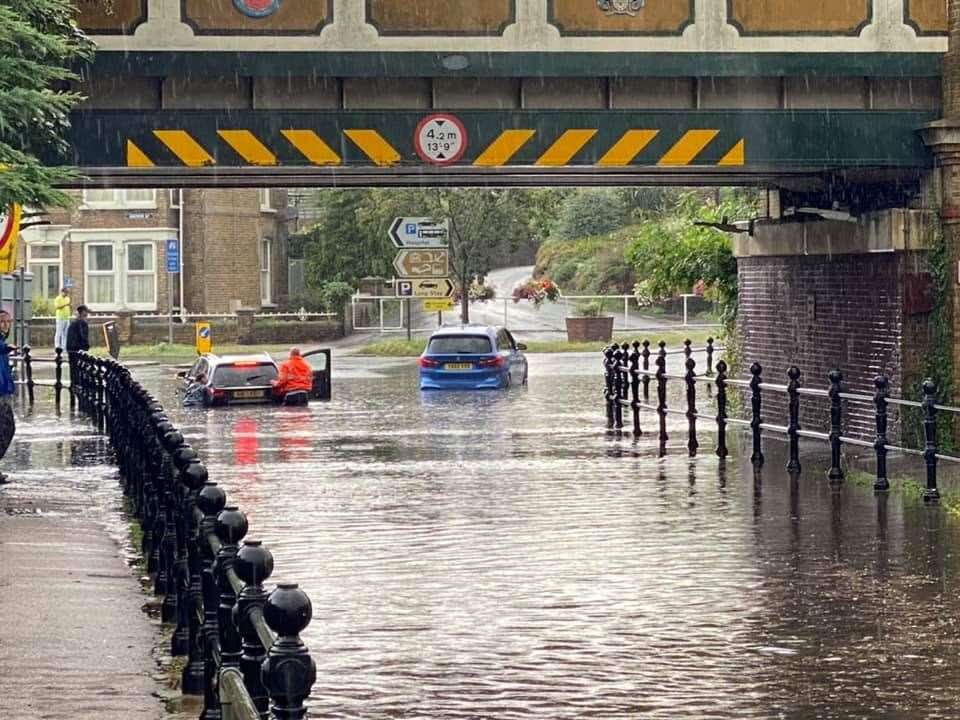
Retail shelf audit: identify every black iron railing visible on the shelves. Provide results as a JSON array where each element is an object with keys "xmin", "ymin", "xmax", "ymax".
[
  {"xmin": 9, "ymin": 347, "xmax": 68, "ymax": 406},
  {"xmin": 603, "ymin": 339, "xmax": 960, "ymax": 502},
  {"xmin": 71, "ymin": 352, "xmax": 316, "ymax": 719}
]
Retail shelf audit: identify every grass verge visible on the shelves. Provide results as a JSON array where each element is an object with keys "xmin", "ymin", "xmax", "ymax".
[
  {"xmin": 356, "ymin": 329, "xmax": 718, "ymax": 357},
  {"xmin": 846, "ymin": 469, "xmax": 960, "ymax": 518}
]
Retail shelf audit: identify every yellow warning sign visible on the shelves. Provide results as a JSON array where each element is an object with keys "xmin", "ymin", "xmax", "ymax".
[
  {"xmin": 195, "ymin": 322, "xmax": 212, "ymax": 355},
  {"xmin": 424, "ymin": 298, "xmax": 455, "ymax": 312}
]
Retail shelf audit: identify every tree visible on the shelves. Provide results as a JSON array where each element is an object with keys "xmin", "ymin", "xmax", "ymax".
[
  {"xmin": 555, "ymin": 189, "xmax": 632, "ymax": 241},
  {"xmin": 0, "ymin": 0, "xmax": 93, "ymax": 210}
]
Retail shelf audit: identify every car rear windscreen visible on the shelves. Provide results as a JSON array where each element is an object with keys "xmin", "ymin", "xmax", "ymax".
[
  {"xmin": 213, "ymin": 363, "xmax": 279, "ymax": 387},
  {"xmin": 428, "ymin": 335, "xmax": 493, "ymax": 354}
]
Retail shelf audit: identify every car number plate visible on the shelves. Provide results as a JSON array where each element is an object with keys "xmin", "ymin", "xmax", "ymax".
[
  {"xmin": 445, "ymin": 363, "xmax": 473, "ymax": 371},
  {"xmin": 233, "ymin": 390, "xmax": 264, "ymax": 399}
]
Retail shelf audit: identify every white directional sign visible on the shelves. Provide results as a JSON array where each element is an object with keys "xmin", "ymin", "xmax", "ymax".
[
  {"xmin": 389, "ymin": 217, "xmax": 449, "ymax": 248},
  {"xmin": 414, "ymin": 114, "xmax": 468, "ymax": 166},
  {"xmin": 396, "ymin": 278, "xmax": 455, "ymax": 299},
  {"xmin": 393, "ymin": 249, "xmax": 449, "ymax": 278}
]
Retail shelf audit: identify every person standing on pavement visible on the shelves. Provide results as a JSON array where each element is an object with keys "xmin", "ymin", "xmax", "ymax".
[
  {"xmin": 65, "ymin": 305, "xmax": 90, "ymax": 354},
  {"xmin": 0, "ymin": 310, "xmax": 17, "ymax": 484},
  {"xmin": 53, "ymin": 287, "xmax": 71, "ymax": 350}
]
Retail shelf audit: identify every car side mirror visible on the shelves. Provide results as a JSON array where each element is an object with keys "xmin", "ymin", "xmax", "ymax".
[
  {"xmin": 516, "ymin": 343, "xmax": 528, "ymax": 351},
  {"xmin": 177, "ymin": 370, "xmax": 188, "ymax": 378}
]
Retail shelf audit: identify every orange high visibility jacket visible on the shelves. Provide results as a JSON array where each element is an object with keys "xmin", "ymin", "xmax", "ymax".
[{"xmin": 275, "ymin": 355, "xmax": 313, "ymax": 394}]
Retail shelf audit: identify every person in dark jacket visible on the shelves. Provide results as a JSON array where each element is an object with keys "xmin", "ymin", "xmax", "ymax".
[
  {"xmin": 65, "ymin": 305, "xmax": 91, "ymax": 353},
  {"xmin": 0, "ymin": 310, "xmax": 16, "ymax": 484}
]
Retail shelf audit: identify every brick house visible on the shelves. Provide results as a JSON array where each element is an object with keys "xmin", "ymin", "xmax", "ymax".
[{"xmin": 19, "ymin": 188, "xmax": 290, "ymax": 314}]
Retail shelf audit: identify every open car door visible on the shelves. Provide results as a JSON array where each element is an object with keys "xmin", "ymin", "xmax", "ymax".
[{"xmin": 301, "ymin": 348, "xmax": 332, "ymax": 400}]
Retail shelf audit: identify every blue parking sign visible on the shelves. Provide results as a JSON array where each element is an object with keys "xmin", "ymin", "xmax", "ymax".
[{"xmin": 166, "ymin": 239, "xmax": 180, "ymax": 273}]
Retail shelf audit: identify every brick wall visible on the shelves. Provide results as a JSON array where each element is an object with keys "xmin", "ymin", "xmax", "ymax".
[{"xmin": 737, "ymin": 252, "xmax": 928, "ymax": 439}]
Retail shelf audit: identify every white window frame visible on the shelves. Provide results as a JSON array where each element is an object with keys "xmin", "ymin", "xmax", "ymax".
[
  {"xmin": 260, "ymin": 237, "xmax": 273, "ymax": 306},
  {"xmin": 124, "ymin": 242, "xmax": 157, "ymax": 311},
  {"xmin": 82, "ymin": 189, "xmax": 158, "ymax": 210},
  {"xmin": 259, "ymin": 189, "xmax": 275, "ymax": 213},
  {"xmin": 84, "ymin": 243, "xmax": 118, "ymax": 311},
  {"xmin": 27, "ymin": 243, "xmax": 63, "ymax": 300}
]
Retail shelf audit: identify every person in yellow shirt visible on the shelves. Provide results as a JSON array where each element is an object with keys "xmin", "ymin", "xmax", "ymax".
[{"xmin": 54, "ymin": 287, "xmax": 71, "ymax": 350}]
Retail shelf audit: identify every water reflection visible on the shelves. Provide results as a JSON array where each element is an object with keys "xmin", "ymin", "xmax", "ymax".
[{"xmin": 118, "ymin": 354, "xmax": 960, "ymax": 719}]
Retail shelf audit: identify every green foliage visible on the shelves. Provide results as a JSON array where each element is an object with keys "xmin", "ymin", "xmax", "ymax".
[
  {"xmin": 574, "ymin": 300, "xmax": 607, "ymax": 318},
  {"xmin": 625, "ymin": 190, "xmax": 760, "ymax": 343},
  {"xmin": 0, "ymin": 0, "xmax": 94, "ymax": 208},
  {"xmin": 31, "ymin": 294, "xmax": 54, "ymax": 315},
  {"xmin": 556, "ymin": 189, "xmax": 632, "ymax": 240},
  {"xmin": 535, "ymin": 226, "xmax": 638, "ymax": 295},
  {"xmin": 318, "ymin": 281, "xmax": 355, "ymax": 314}
]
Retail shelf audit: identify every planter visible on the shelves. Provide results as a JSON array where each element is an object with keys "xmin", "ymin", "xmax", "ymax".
[{"xmin": 565, "ymin": 316, "xmax": 614, "ymax": 343}]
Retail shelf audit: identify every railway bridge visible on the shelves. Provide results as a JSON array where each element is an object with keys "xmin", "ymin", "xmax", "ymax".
[{"xmin": 61, "ymin": 0, "xmax": 960, "ymax": 405}]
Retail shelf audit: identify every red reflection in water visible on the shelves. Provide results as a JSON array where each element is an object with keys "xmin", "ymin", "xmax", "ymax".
[
  {"xmin": 234, "ymin": 417, "xmax": 260, "ymax": 465},
  {"xmin": 278, "ymin": 409, "xmax": 313, "ymax": 463}
]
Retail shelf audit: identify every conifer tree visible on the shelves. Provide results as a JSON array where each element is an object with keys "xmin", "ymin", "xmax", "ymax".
[{"xmin": 0, "ymin": 0, "xmax": 93, "ymax": 209}]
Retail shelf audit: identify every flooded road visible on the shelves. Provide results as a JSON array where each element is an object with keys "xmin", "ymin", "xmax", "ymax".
[{"xmin": 12, "ymin": 352, "xmax": 960, "ymax": 718}]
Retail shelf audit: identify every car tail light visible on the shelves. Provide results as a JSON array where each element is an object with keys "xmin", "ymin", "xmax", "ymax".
[
  {"xmin": 478, "ymin": 356, "xmax": 506, "ymax": 368},
  {"xmin": 210, "ymin": 388, "xmax": 226, "ymax": 400},
  {"xmin": 418, "ymin": 357, "xmax": 441, "ymax": 369},
  {"xmin": 232, "ymin": 361, "xmax": 260, "ymax": 367}
]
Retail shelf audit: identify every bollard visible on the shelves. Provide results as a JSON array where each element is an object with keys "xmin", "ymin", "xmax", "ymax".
[
  {"xmin": 629, "ymin": 342, "xmax": 642, "ymax": 437},
  {"xmin": 873, "ymin": 375, "xmax": 890, "ymax": 493},
  {"xmin": 786, "ymin": 367, "xmax": 801, "ymax": 473},
  {"xmin": 603, "ymin": 346, "xmax": 615, "ymax": 430},
  {"xmin": 827, "ymin": 370, "xmax": 844, "ymax": 482},
  {"xmin": 656, "ymin": 341, "xmax": 668, "ymax": 443},
  {"xmin": 215, "ymin": 507, "xmax": 249, "ymax": 680},
  {"xmin": 22, "ymin": 346, "xmax": 34, "ymax": 404},
  {"xmin": 715, "ymin": 360, "xmax": 728, "ymax": 459},
  {"xmin": 750, "ymin": 363, "xmax": 764, "ymax": 467},
  {"xmin": 613, "ymin": 347, "xmax": 624, "ymax": 431},
  {"xmin": 706, "ymin": 337, "xmax": 715, "ymax": 377},
  {"xmin": 922, "ymin": 379, "xmax": 940, "ymax": 503},
  {"xmin": 262, "ymin": 583, "xmax": 317, "ymax": 720},
  {"xmin": 235, "ymin": 540, "xmax": 275, "ymax": 719},
  {"xmin": 685, "ymin": 357, "xmax": 698, "ymax": 456},
  {"xmin": 641, "ymin": 340, "xmax": 651, "ymax": 403}
]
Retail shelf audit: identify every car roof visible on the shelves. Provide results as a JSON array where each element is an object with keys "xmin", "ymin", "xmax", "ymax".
[
  {"xmin": 428, "ymin": 325, "xmax": 500, "ymax": 337},
  {"xmin": 201, "ymin": 352, "xmax": 277, "ymax": 366}
]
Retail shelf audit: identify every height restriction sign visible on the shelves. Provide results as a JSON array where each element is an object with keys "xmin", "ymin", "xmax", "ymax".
[{"xmin": 414, "ymin": 114, "xmax": 467, "ymax": 166}]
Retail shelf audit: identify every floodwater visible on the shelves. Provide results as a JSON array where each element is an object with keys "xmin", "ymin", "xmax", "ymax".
[{"xmin": 11, "ymin": 352, "xmax": 960, "ymax": 719}]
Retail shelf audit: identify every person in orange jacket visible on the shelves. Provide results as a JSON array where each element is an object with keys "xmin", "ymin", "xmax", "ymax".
[{"xmin": 272, "ymin": 348, "xmax": 313, "ymax": 404}]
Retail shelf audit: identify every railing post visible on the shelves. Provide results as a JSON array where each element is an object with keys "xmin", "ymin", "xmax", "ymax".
[
  {"xmin": 613, "ymin": 346, "xmax": 624, "ymax": 431},
  {"xmin": 629, "ymin": 341, "xmax": 642, "ymax": 437},
  {"xmin": 171, "ymin": 447, "xmax": 200, "ymax": 657},
  {"xmin": 179, "ymin": 461, "xmax": 208, "ymax": 696},
  {"xmin": 96, "ymin": 357, "xmax": 106, "ymax": 433},
  {"xmin": 215, "ymin": 507, "xmax": 249, "ymax": 679},
  {"xmin": 705, "ymin": 337, "xmax": 715, "ymax": 377},
  {"xmin": 685, "ymin": 356, "xmax": 698, "ymax": 456},
  {"xmin": 262, "ymin": 584, "xmax": 317, "ymax": 720},
  {"xmin": 827, "ymin": 370, "xmax": 845, "ymax": 483},
  {"xmin": 54, "ymin": 347, "xmax": 63, "ymax": 408},
  {"xmin": 641, "ymin": 340, "xmax": 651, "ymax": 403},
  {"xmin": 715, "ymin": 360, "xmax": 728, "ymax": 458},
  {"xmin": 786, "ymin": 367, "xmax": 801, "ymax": 473},
  {"xmin": 235, "ymin": 540, "xmax": 274, "ymax": 719},
  {"xmin": 750, "ymin": 362, "xmax": 764, "ymax": 467},
  {"xmin": 683, "ymin": 338, "xmax": 692, "ymax": 364},
  {"xmin": 656, "ymin": 341, "xmax": 668, "ymax": 443},
  {"xmin": 22, "ymin": 346, "xmax": 34, "ymax": 404},
  {"xmin": 922, "ymin": 379, "xmax": 940, "ymax": 504},
  {"xmin": 603, "ymin": 346, "xmax": 615, "ymax": 430},
  {"xmin": 873, "ymin": 375, "xmax": 890, "ymax": 494},
  {"xmin": 198, "ymin": 482, "xmax": 227, "ymax": 720}
]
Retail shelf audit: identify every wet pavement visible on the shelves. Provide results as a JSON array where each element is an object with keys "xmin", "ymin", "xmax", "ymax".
[{"xmin": 5, "ymin": 350, "xmax": 960, "ymax": 718}]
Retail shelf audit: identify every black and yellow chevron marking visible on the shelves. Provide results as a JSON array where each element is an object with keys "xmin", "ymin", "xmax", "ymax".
[{"xmin": 126, "ymin": 127, "xmax": 745, "ymax": 169}]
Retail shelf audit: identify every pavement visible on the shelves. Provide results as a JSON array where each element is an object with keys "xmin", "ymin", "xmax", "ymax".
[{"xmin": 0, "ymin": 404, "xmax": 195, "ymax": 719}]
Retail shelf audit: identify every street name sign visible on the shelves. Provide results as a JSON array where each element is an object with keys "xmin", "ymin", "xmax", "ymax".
[
  {"xmin": 396, "ymin": 278, "xmax": 455, "ymax": 298},
  {"xmin": 389, "ymin": 217, "xmax": 449, "ymax": 248},
  {"xmin": 393, "ymin": 249, "xmax": 449, "ymax": 278},
  {"xmin": 424, "ymin": 298, "xmax": 455, "ymax": 312},
  {"xmin": 166, "ymin": 239, "xmax": 180, "ymax": 273}
]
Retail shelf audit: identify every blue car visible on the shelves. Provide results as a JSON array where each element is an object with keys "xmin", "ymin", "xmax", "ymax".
[{"xmin": 419, "ymin": 325, "xmax": 528, "ymax": 390}]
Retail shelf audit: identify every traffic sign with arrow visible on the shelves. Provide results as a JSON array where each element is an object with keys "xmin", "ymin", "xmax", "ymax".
[
  {"xmin": 396, "ymin": 278, "xmax": 455, "ymax": 298},
  {"xmin": 393, "ymin": 249, "xmax": 448, "ymax": 278},
  {"xmin": 389, "ymin": 217, "xmax": 449, "ymax": 248}
]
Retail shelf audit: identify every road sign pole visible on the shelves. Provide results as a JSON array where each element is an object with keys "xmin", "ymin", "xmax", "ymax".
[
  {"xmin": 406, "ymin": 299, "xmax": 412, "ymax": 341},
  {"xmin": 168, "ymin": 272, "xmax": 174, "ymax": 344}
]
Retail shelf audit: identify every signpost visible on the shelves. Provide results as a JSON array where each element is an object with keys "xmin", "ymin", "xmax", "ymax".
[
  {"xmin": 393, "ymin": 249, "xmax": 449, "ymax": 278},
  {"xmin": 196, "ymin": 322, "xmax": 212, "ymax": 355},
  {"xmin": 166, "ymin": 239, "xmax": 180, "ymax": 344},
  {"xmin": 388, "ymin": 218, "xmax": 449, "ymax": 248},
  {"xmin": 396, "ymin": 278, "xmax": 455, "ymax": 299}
]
